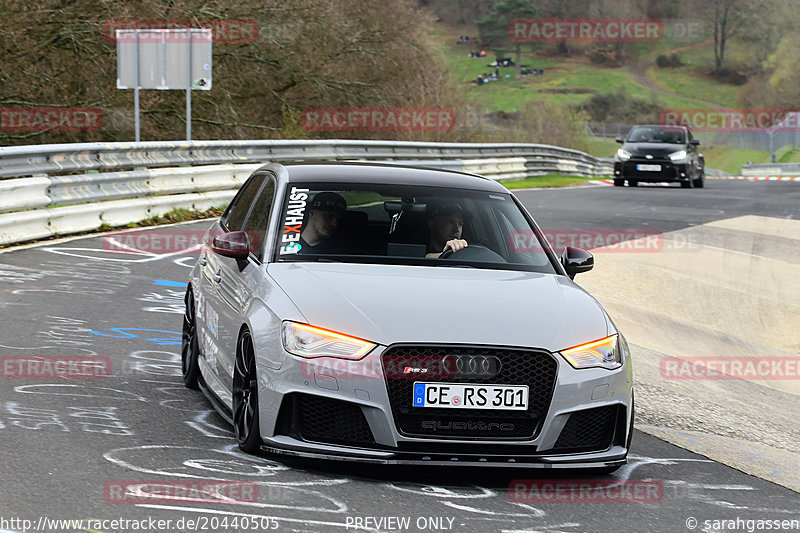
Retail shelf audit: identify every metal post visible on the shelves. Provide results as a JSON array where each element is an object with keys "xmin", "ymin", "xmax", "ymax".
[
  {"xmin": 134, "ymin": 31, "xmax": 140, "ymax": 143},
  {"xmin": 134, "ymin": 88, "xmax": 140, "ymax": 143},
  {"xmin": 186, "ymin": 29, "xmax": 192, "ymax": 141}
]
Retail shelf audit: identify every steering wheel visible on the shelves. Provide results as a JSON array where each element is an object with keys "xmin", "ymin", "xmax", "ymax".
[
  {"xmin": 438, "ymin": 246, "xmax": 457, "ymax": 259},
  {"xmin": 438, "ymin": 245, "xmax": 506, "ymax": 263}
]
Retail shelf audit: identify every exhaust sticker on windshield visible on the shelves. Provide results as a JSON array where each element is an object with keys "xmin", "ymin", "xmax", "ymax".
[{"xmin": 279, "ymin": 187, "xmax": 309, "ymax": 255}]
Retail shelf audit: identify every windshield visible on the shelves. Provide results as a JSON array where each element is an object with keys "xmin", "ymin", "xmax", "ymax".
[
  {"xmin": 274, "ymin": 182, "xmax": 559, "ymax": 274},
  {"xmin": 627, "ymin": 126, "xmax": 686, "ymax": 144}
]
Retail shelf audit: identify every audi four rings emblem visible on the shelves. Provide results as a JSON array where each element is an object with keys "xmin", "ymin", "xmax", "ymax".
[{"xmin": 445, "ymin": 355, "xmax": 501, "ymax": 376}]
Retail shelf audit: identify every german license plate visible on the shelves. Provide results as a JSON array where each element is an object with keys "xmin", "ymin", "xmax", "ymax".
[
  {"xmin": 413, "ymin": 382, "xmax": 528, "ymax": 410},
  {"xmin": 636, "ymin": 164, "xmax": 661, "ymax": 171}
]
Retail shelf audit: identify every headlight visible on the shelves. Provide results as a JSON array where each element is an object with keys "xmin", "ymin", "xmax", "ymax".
[
  {"xmin": 616, "ymin": 148, "xmax": 631, "ymax": 161},
  {"xmin": 282, "ymin": 321, "xmax": 375, "ymax": 359},
  {"xmin": 669, "ymin": 150, "xmax": 687, "ymax": 161},
  {"xmin": 559, "ymin": 334, "xmax": 622, "ymax": 370}
]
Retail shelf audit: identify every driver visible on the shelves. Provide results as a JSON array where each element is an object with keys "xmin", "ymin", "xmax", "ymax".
[{"xmin": 425, "ymin": 202, "xmax": 468, "ymax": 258}]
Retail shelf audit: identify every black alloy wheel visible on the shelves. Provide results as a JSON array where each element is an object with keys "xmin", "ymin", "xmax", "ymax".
[
  {"xmin": 693, "ymin": 170, "xmax": 705, "ymax": 188},
  {"xmin": 181, "ymin": 289, "xmax": 200, "ymax": 389},
  {"xmin": 233, "ymin": 330, "xmax": 261, "ymax": 453}
]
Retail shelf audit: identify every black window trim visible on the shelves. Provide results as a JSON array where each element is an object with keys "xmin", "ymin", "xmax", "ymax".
[{"xmin": 220, "ymin": 171, "xmax": 277, "ymax": 264}]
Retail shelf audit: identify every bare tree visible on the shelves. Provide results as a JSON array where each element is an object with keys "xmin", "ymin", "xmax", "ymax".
[
  {"xmin": 477, "ymin": 0, "xmax": 540, "ymax": 77},
  {"xmin": 699, "ymin": 0, "xmax": 754, "ymax": 73}
]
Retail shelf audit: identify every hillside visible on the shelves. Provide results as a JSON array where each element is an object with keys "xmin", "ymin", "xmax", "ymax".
[
  {"xmin": 3, "ymin": 0, "xmax": 800, "ymax": 174},
  {"xmin": 430, "ymin": 19, "xmax": 800, "ymax": 173}
]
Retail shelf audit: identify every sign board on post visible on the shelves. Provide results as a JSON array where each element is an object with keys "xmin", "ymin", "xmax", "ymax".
[{"xmin": 116, "ymin": 28, "xmax": 212, "ymax": 141}]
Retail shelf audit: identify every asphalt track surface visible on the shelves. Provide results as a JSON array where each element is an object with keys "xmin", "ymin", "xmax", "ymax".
[{"xmin": 0, "ymin": 180, "xmax": 798, "ymax": 533}]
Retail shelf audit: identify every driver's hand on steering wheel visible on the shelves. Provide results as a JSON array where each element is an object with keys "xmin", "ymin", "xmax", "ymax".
[{"xmin": 442, "ymin": 239, "xmax": 468, "ymax": 255}]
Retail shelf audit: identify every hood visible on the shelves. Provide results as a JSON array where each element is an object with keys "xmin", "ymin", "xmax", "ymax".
[
  {"xmin": 267, "ymin": 263, "xmax": 610, "ymax": 352},
  {"xmin": 624, "ymin": 142, "xmax": 684, "ymax": 158}
]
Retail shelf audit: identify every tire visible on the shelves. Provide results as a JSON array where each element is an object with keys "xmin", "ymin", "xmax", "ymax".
[
  {"xmin": 613, "ymin": 179, "xmax": 624, "ymax": 187},
  {"xmin": 233, "ymin": 329, "xmax": 261, "ymax": 453},
  {"xmin": 680, "ymin": 180, "xmax": 692, "ymax": 188},
  {"xmin": 591, "ymin": 465, "xmax": 623, "ymax": 475},
  {"xmin": 628, "ymin": 180, "xmax": 638, "ymax": 187},
  {"xmin": 693, "ymin": 171, "xmax": 705, "ymax": 188},
  {"xmin": 181, "ymin": 288, "xmax": 201, "ymax": 390}
]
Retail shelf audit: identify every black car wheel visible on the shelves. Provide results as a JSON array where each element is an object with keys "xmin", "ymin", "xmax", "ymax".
[
  {"xmin": 680, "ymin": 179, "xmax": 693, "ymax": 188},
  {"xmin": 613, "ymin": 178, "xmax": 624, "ymax": 187},
  {"xmin": 693, "ymin": 171, "xmax": 705, "ymax": 188},
  {"xmin": 181, "ymin": 289, "xmax": 200, "ymax": 390},
  {"xmin": 628, "ymin": 180, "xmax": 638, "ymax": 187},
  {"xmin": 233, "ymin": 329, "xmax": 261, "ymax": 453}
]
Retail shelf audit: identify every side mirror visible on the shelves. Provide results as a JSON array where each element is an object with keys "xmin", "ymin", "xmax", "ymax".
[
  {"xmin": 561, "ymin": 246, "xmax": 594, "ymax": 279},
  {"xmin": 211, "ymin": 231, "xmax": 251, "ymax": 259},
  {"xmin": 616, "ymin": 137, "xmax": 625, "ymax": 144},
  {"xmin": 690, "ymin": 139, "xmax": 700, "ymax": 146}
]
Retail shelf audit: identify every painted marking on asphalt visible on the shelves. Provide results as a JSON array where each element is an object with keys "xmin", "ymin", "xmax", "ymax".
[{"xmin": 153, "ymin": 279, "xmax": 188, "ymax": 287}]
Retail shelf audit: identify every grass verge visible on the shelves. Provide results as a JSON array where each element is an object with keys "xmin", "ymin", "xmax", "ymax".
[{"xmin": 499, "ymin": 174, "xmax": 599, "ymax": 189}]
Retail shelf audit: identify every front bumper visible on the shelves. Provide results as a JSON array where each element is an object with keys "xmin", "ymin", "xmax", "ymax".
[
  {"xmin": 614, "ymin": 159, "xmax": 691, "ymax": 182},
  {"xmin": 255, "ymin": 343, "xmax": 633, "ymax": 468},
  {"xmin": 260, "ymin": 435, "xmax": 628, "ymax": 468}
]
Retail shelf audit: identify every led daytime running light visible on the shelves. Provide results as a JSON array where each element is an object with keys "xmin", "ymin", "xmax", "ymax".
[
  {"xmin": 560, "ymin": 334, "xmax": 621, "ymax": 370},
  {"xmin": 282, "ymin": 322, "xmax": 375, "ymax": 359}
]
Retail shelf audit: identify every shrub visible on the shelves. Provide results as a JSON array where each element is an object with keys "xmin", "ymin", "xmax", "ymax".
[
  {"xmin": 656, "ymin": 53, "xmax": 683, "ymax": 68},
  {"xmin": 577, "ymin": 90, "xmax": 662, "ymax": 124}
]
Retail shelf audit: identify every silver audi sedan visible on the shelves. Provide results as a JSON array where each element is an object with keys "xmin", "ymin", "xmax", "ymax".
[{"xmin": 182, "ymin": 162, "xmax": 634, "ymax": 472}]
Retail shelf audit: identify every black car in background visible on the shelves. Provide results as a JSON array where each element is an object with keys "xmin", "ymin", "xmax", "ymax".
[{"xmin": 613, "ymin": 125, "xmax": 704, "ymax": 188}]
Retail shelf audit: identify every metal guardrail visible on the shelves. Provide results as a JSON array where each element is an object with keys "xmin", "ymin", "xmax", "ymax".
[
  {"xmin": 741, "ymin": 162, "xmax": 800, "ymax": 176},
  {"xmin": 0, "ymin": 140, "xmax": 613, "ymax": 246}
]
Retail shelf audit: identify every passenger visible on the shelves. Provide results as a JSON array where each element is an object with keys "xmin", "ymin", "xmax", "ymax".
[
  {"xmin": 299, "ymin": 192, "xmax": 346, "ymax": 254},
  {"xmin": 425, "ymin": 202, "xmax": 468, "ymax": 258}
]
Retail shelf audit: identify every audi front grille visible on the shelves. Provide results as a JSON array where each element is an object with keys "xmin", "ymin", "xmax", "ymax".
[{"xmin": 381, "ymin": 345, "xmax": 558, "ymax": 440}]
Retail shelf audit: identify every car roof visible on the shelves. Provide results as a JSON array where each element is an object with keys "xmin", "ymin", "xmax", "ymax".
[
  {"xmin": 270, "ymin": 162, "xmax": 510, "ymax": 193},
  {"xmin": 630, "ymin": 124, "xmax": 689, "ymax": 131}
]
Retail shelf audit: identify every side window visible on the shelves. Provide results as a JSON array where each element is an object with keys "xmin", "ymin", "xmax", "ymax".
[
  {"xmin": 241, "ymin": 178, "xmax": 275, "ymax": 260},
  {"xmin": 223, "ymin": 174, "xmax": 266, "ymax": 231}
]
